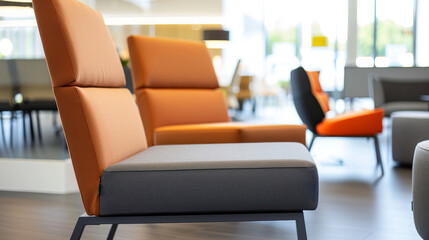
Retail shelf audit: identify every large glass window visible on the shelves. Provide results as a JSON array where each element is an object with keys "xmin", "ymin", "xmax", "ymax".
[
  {"xmin": 264, "ymin": 0, "xmax": 301, "ymax": 84},
  {"xmin": 375, "ymin": 0, "xmax": 413, "ymax": 67},
  {"xmin": 264, "ymin": 0, "xmax": 347, "ymax": 91},
  {"xmin": 416, "ymin": 0, "xmax": 429, "ymax": 67},
  {"xmin": 301, "ymin": 0, "xmax": 347, "ymax": 91},
  {"xmin": 357, "ymin": 0, "xmax": 375, "ymax": 67},
  {"xmin": 0, "ymin": 26, "xmax": 44, "ymax": 59},
  {"xmin": 357, "ymin": 0, "xmax": 415, "ymax": 67}
]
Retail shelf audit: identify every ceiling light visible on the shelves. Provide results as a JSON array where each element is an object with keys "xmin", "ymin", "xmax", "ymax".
[
  {"xmin": 0, "ymin": 38, "xmax": 13, "ymax": 56},
  {"xmin": 0, "ymin": 0, "xmax": 32, "ymax": 7}
]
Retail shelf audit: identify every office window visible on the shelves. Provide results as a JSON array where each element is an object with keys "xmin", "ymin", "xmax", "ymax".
[
  {"xmin": 0, "ymin": 27, "xmax": 44, "ymax": 59},
  {"xmin": 416, "ymin": 0, "xmax": 429, "ymax": 67},
  {"xmin": 301, "ymin": 0, "xmax": 348, "ymax": 91},
  {"xmin": 264, "ymin": 0, "xmax": 301, "ymax": 83},
  {"xmin": 357, "ymin": 0, "xmax": 375, "ymax": 67},
  {"xmin": 375, "ymin": 0, "xmax": 413, "ymax": 67},
  {"xmin": 357, "ymin": 0, "xmax": 415, "ymax": 67},
  {"xmin": 264, "ymin": 0, "xmax": 347, "ymax": 91}
]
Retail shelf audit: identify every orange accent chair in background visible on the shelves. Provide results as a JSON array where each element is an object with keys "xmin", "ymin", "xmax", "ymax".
[
  {"xmin": 291, "ymin": 67, "xmax": 385, "ymax": 175},
  {"xmin": 127, "ymin": 36, "xmax": 306, "ymax": 146},
  {"xmin": 306, "ymin": 71, "xmax": 330, "ymax": 114},
  {"xmin": 33, "ymin": 0, "xmax": 319, "ymax": 239}
]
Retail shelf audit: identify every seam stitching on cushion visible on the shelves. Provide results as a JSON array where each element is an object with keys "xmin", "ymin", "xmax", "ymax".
[
  {"xmin": 106, "ymin": 166, "xmax": 317, "ymax": 173},
  {"xmin": 51, "ymin": 0, "xmax": 77, "ymax": 86}
]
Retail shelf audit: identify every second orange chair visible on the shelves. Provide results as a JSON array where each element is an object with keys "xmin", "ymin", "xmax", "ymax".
[{"xmin": 128, "ymin": 36, "xmax": 306, "ymax": 146}]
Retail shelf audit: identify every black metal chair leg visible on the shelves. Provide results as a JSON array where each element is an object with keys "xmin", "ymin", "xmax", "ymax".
[
  {"xmin": 10, "ymin": 111, "xmax": 14, "ymax": 146},
  {"xmin": 29, "ymin": 111, "xmax": 35, "ymax": 143},
  {"xmin": 36, "ymin": 110, "xmax": 42, "ymax": 143},
  {"xmin": 106, "ymin": 224, "xmax": 118, "ymax": 240},
  {"xmin": 373, "ymin": 136, "xmax": 384, "ymax": 176},
  {"xmin": 70, "ymin": 217, "xmax": 87, "ymax": 240},
  {"xmin": 296, "ymin": 212, "xmax": 307, "ymax": 240},
  {"xmin": 22, "ymin": 111, "xmax": 27, "ymax": 144},
  {"xmin": 0, "ymin": 111, "xmax": 5, "ymax": 145},
  {"xmin": 308, "ymin": 134, "xmax": 317, "ymax": 151}
]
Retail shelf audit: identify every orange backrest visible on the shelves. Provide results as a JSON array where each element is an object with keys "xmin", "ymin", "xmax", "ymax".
[
  {"xmin": 306, "ymin": 71, "xmax": 322, "ymax": 93},
  {"xmin": 306, "ymin": 71, "xmax": 330, "ymax": 113},
  {"xmin": 128, "ymin": 36, "xmax": 229, "ymax": 146},
  {"xmin": 33, "ymin": 0, "xmax": 148, "ymax": 216}
]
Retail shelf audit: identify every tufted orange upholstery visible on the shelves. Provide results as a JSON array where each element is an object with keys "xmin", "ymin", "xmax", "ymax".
[
  {"xmin": 128, "ymin": 36, "xmax": 307, "ymax": 146},
  {"xmin": 307, "ymin": 71, "xmax": 330, "ymax": 113},
  {"xmin": 316, "ymin": 108, "xmax": 384, "ymax": 136},
  {"xmin": 33, "ymin": 0, "xmax": 147, "ymax": 216}
]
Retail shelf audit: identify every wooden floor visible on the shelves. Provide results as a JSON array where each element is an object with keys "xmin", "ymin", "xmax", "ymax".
[
  {"xmin": 0, "ymin": 138, "xmax": 422, "ymax": 239},
  {"xmin": 0, "ymin": 104, "xmax": 423, "ymax": 239}
]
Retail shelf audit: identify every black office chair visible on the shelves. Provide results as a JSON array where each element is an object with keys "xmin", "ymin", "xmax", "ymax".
[{"xmin": 290, "ymin": 67, "xmax": 385, "ymax": 175}]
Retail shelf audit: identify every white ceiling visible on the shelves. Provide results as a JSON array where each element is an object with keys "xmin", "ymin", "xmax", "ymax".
[
  {"xmin": 0, "ymin": 0, "xmax": 222, "ymax": 22},
  {"xmin": 83, "ymin": 0, "xmax": 222, "ymax": 17}
]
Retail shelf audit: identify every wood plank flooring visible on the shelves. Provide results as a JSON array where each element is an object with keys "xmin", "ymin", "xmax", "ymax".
[
  {"xmin": 0, "ymin": 105, "xmax": 423, "ymax": 239},
  {"xmin": 0, "ymin": 137, "xmax": 422, "ymax": 240}
]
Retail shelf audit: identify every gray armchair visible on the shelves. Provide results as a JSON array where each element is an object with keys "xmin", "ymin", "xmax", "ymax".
[{"xmin": 368, "ymin": 73, "xmax": 429, "ymax": 116}]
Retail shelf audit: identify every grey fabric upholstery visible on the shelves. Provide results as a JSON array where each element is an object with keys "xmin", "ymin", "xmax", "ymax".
[
  {"xmin": 368, "ymin": 73, "xmax": 429, "ymax": 116},
  {"xmin": 382, "ymin": 102, "xmax": 427, "ymax": 116},
  {"xmin": 412, "ymin": 141, "xmax": 429, "ymax": 239},
  {"xmin": 99, "ymin": 142, "xmax": 318, "ymax": 216},
  {"xmin": 391, "ymin": 111, "xmax": 429, "ymax": 165}
]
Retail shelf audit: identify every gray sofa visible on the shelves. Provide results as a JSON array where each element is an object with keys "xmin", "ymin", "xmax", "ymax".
[{"xmin": 368, "ymin": 73, "xmax": 429, "ymax": 116}]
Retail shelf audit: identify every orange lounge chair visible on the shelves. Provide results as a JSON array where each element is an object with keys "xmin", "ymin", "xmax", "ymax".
[
  {"xmin": 127, "ymin": 36, "xmax": 306, "ymax": 146},
  {"xmin": 33, "ymin": 0, "xmax": 319, "ymax": 239},
  {"xmin": 291, "ymin": 67, "xmax": 384, "ymax": 175}
]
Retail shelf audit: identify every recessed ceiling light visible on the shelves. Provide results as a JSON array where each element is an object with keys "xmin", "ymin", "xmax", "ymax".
[{"xmin": 0, "ymin": 0, "xmax": 32, "ymax": 7}]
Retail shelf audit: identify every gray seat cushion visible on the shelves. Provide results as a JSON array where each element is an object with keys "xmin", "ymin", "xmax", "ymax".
[
  {"xmin": 381, "ymin": 102, "xmax": 428, "ymax": 116},
  {"xmin": 391, "ymin": 111, "xmax": 429, "ymax": 164},
  {"xmin": 99, "ymin": 142, "xmax": 318, "ymax": 216}
]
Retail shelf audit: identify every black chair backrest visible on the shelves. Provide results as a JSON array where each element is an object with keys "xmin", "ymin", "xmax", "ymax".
[{"xmin": 290, "ymin": 67, "xmax": 325, "ymax": 133}]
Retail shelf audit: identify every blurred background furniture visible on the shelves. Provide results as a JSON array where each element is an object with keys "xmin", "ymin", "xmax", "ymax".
[
  {"xmin": 128, "ymin": 36, "xmax": 306, "ymax": 147},
  {"xmin": 235, "ymin": 75, "xmax": 256, "ymax": 113},
  {"xmin": 391, "ymin": 111, "xmax": 429, "ymax": 165},
  {"xmin": 1, "ymin": 59, "xmax": 58, "ymax": 143},
  {"xmin": 291, "ymin": 67, "xmax": 385, "ymax": 175},
  {"xmin": 368, "ymin": 73, "xmax": 429, "ymax": 116},
  {"xmin": 0, "ymin": 99, "xmax": 12, "ymax": 144},
  {"xmin": 0, "ymin": 68, "xmax": 13, "ymax": 144},
  {"xmin": 412, "ymin": 140, "xmax": 429, "ymax": 239},
  {"xmin": 344, "ymin": 66, "xmax": 429, "ymax": 99}
]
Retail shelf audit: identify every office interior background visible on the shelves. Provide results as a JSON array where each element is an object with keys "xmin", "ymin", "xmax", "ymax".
[{"xmin": 0, "ymin": 0, "xmax": 429, "ymax": 239}]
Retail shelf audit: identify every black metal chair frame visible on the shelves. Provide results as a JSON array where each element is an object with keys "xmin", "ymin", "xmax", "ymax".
[
  {"xmin": 71, "ymin": 211, "xmax": 307, "ymax": 240},
  {"xmin": 308, "ymin": 133, "xmax": 384, "ymax": 176}
]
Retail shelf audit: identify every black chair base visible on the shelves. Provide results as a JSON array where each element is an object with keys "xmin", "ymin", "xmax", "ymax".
[
  {"xmin": 308, "ymin": 134, "xmax": 384, "ymax": 176},
  {"xmin": 71, "ymin": 211, "xmax": 308, "ymax": 240}
]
